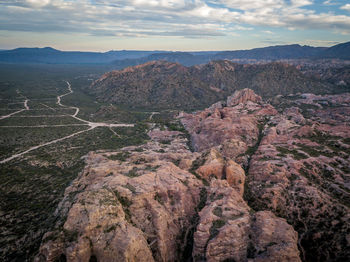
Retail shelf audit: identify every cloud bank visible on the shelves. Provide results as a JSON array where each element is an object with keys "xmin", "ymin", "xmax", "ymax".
[
  {"xmin": 0, "ymin": 0, "xmax": 349, "ymax": 50},
  {"xmin": 0, "ymin": 0, "xmax": 349, "ymax": 37}
]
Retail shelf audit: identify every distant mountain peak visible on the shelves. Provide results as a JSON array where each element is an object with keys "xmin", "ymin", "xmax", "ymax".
[{"xmin": 42, "ymin": 46, "xmax": 57, "ymax": 50}]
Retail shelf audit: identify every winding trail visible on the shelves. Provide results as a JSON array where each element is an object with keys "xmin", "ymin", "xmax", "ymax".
[
  {"xmin": 0, "ymin": 81, "xmax": 134, "ymax": 164},
  {"xmin": 0, "ymin": 99, "xmax": 29, "ymax": 120},
  {"xmin": 58, "ymin": 81, "xmax": 134, "ymax": 128},
  {"xmin": 24, "ymin": 99, "xmax": 29, "ymax": 110},
  {"xmin": 149, "ymin": 112, "xmax": 160, "ymax": 120},
  {"xmin": 57, "ymin": 81, "xmax": 80, "ymax": 117}
]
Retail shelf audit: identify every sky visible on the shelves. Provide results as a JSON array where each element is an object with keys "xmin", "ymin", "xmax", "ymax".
[{"xmin": 0, "ymin": 0, "xmax": 349, "ymax": 51}]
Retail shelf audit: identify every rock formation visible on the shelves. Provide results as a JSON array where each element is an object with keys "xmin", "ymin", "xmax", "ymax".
[
  {"xmin": 89, "ymin": 60, "xmax": 332, "ymax": 110},
  {"xmin": 193, "ymin": 180, "xmax": 300, "ymax": 262},
  {"xmin": 183, "ymin": 89, "xmax": 350, "ymax": 261},
  {"xmin": 36, "ymin": 88, "xmax": 350, "ymax": 262}
]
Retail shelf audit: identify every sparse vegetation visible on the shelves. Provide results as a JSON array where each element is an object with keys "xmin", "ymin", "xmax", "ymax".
[
  {"xmin": 276, "ymin": 146, "xmax": 308, "ymax": 160},
  {"xmin": 197, "ymin": 188, "xmax": 207, "ymax": 212},
  {"xmin": 213, "ymin": 206, "xmax": 223, "ymax": 217},
  {"xmin": 124, "ymin": 167, "xmax": 141, "ymax": 177},
  {"xmin": 229, "ymin": 212, "xmax": 245, "ymax": 220},
  {"xmin": 154, "ymin": 192, "xmax": 164, "ymax": 205},
  {"xmin": 107, "ymin": 152, "xmax": 131, "ymax": 161},
  {"xmin": 104, "ymin": 225, "xmax": 117, "ymax": 233},
  {"xmin": 209, "ymin": 219, "xmax": 226, "ymax": 240},
  {"xmin": 189, "ymin": 153, "xmax": 209, "ymax": 185},
  {"xmin": 63, "ymin": 229, "xmax": 79, "ymax": 243},
  {"xmin": 113, "ymin": 190, "xmax": 133, "ymax": 223},
  {"xmin": 124, "ymin": 183, "xmax": 136, "ymax": 193}
]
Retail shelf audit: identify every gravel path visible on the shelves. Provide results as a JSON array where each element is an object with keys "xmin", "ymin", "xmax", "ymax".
[{"xmin": 0, "ymin": 81, "xmax": 134, "ymax": 163}]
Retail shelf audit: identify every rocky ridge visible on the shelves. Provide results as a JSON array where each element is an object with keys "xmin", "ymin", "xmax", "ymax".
[
  {"xmin": 35, "ymin": 89, "xmax": 349, "ymax": 261},
  {"xmin": 182, "ymin": 89, "xmax": 350, "ymax": 261},
  {"xmin": 89, "ymin": 60, "xmax": 332, "ymax": 110}
]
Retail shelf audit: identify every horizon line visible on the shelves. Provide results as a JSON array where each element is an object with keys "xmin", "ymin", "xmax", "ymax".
[{"xmin": 0, "ymin": 41, "xmax": 343, "ymax": 53}]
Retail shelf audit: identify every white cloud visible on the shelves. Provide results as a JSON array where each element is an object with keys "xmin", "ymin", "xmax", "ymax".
[
  {"xmin": 133, "ymin": 0, "xmax": 188, "ymax": 9},
  {"xmin": 290, "ymin": 0, "xmax": 313, "ymax": 7},
  {"xmin": 341, "ymin": 4, "xmax": 350, "ymax": 11},
  {"xmin": 323, "ymin": 0, "xmax": 334, "ymax": 5},
  {"xmin": 234, "ymin": 25, "xmax": 253, "ymax": 30},
  {"xmin": 305, "ymin": 39, "xmax": 339, "ymax": 45},
  {"xmin": 25, "ymin": 0, "xmax": 51, "ymax": 7},
  {"xmin": 0, "ymin": 0, "xmax": 349, "ymax": 40},
  {"xmin": 214, "ymin": 0, "xmax": 284, "ymax": 10}
]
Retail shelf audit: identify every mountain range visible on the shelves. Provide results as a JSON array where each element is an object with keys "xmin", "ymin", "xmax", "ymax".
[
  {"xmin": 1, "ymin": 42, "xmax": 349, "ymax": 65},
  {"xmin": 89, "ymin": 60, "xmax": 333, "ymax": 110},
  {"xmin": 0, "ymin": 47, "xmax": 166, "ymax": 64}
]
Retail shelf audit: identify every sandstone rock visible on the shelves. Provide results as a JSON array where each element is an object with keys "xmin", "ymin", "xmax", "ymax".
[
  {"xmin": 36, "ymin": 90, "xmax": 350, "ymax": 262},
  {"xmin": 247, "ymin": 93, "xmax": 350, "ymax": 261},
  {"xmin": 220, "ymin": 139, "xmax": 248, "ymax": 160},
  {"xmin": 194, "ymin": 149, "xmax": 245, "ymax": 195},
  {"xmin": 36, "ymin": 132, "xmax": 204, "ymax": 262},
  {"xmin": 192, "ymin": 179, "xmax": 250, "ymax": 261},
  {"xmin": 227, "ymin": 88, "xmax": 262, "ymax": 107},
  {"xmin": 284, "ymin": 107, "xmax": 306, "ymax": 125},
  {"xmin": 195, "ymin": 149, "xmax": 225, "ymax": 181},
  {"xmin": 225, "ymin": 160, "xmax": 245, "ymax": 196},
  {"xmin": 181, "ymin": 89, "xmax": 276, "ymax": 161},
  {"xmin": 250, "ymin": 211, "xmax": 301, "ymax": 262},
  {"xmin": 208, "ymin": 101, "xmax": 224, "ymax": 112},
  {"xmin": 192, "ymin": 180, "xmax": 300, "ymax": 262}
]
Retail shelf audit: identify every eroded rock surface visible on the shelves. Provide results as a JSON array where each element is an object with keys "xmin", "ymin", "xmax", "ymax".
[
  {"xmin": 36, "ymin": 89, "xmax": 350, "ymax": 262},
  {"xmin": 247, "ymin": 93, "xmax": 350, "ymax": 261},
  {"xmin": 36, "ymin": 133, "xmax": 203, "ymax": 262},
  {"xmin": 226, "ymin": 88, "xmax": 262, "ymax": 107},
  {"xmin": 181, "ymin": 89, "xmax": 277, "ymax": 165},
  {"xmin": 183, "ymin": 89, "xmax": 350, "ymax": 261},
  {"xmin": 193, "ymin": 180, "xmax": 300, "ymax": 262}
]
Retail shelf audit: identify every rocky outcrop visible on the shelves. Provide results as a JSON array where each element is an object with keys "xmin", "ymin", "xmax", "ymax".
[
  {"xmin": 35, "ymin": 127, "xmax": 301, "ymax": 262},
  {"xmin": 247, "ymin": 93, "xmax": 350, "ymax": 261},
  {"xmin": 36, "ymin": 133, "xmax": 204, "ymax": 262},
  {"xmin": 250, "ymin": 211, "xmax": 301, "ymax": 262},
  {"xmin": 89, "ymin": 60, "xmax": 331, "ymax": 110},
  {"xmin": 193, "ymin": 180, "xmax": 300, "ymax": 262},
  {"xmin": 226, "ymin": 88, "xmax": 262, "ymax": 107},
  {"xmin": 36, "ymin": 89, "xmax": 350, "ymax": 262},
  {"xmin": 194, "ymin": 149, "xmax": 245, "ymax": 195},
  {"xmin": 180, "ymin": 89, "xmax": 277, "ymax": 164},
  {"xmin": 184, "ymin": 89, "xmax": 350, "ymax": 261}
]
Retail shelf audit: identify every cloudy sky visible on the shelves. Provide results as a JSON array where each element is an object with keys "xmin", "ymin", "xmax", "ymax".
[{"xmin": 0, "ymin": 0, "xmax": 349, "ymax": 51}]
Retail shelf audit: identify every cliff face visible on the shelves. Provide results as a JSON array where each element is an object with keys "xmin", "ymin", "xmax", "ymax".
[{"xmin": 36, "ymin": 89, "xmax": 349, "ymax": 262}]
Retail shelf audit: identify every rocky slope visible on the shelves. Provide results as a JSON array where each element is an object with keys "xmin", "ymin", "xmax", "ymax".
[
  {"xmin": 35, "ymin": 89, "xmax": 349, "ymax": 261},
  {"xmin": 89, "ymin": 60, "xmax": 332, "ymax": 110},
  {"xmin": 321, "ymin": 65, "xmax": 350, "ymax": 87},
  {"xmin": 181, "ymin": 90, "xmax": 350, "ymax": 261}
]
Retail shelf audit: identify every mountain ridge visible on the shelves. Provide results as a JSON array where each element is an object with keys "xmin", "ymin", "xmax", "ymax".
[
  {"xmin": 1, "ymin": 41, "xmax": 350, "ymax": 64},
  {"xmin": 89, "ymin": 60, "xmax": 333, "ymax": 110}
]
